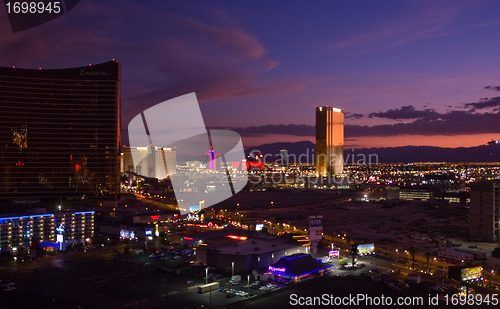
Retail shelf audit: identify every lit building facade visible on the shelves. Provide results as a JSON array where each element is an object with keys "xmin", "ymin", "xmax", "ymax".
[
  {"xmin": 470, "ymin": 181, "xmax": 500, "ymax": 242},
  {"xmin": 387, "ymin": 186, "xmax": 434, "ymax": 201},
  {"xmin": 0, "ymin": 61, "xmax": 121, "ymax": 208},
  {"xmin": 279, "ymin": 149, "xmax": 289, "ymax": 166},
  {"xmin": 315, "ymin": 106, "xmax": 344, "ymax": 176},
  {"xmin": 196, "ymin": 234, "xmax": 308, "ymax": 274},
  {"xmin": 0, "ymin": 211, "xmax": 94, "ymax": 250},
  {"xmin": 123, "ymin": 146, "xmax": 176, "ymax": 179}
]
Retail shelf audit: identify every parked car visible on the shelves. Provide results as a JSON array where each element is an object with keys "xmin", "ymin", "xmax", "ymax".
[
  {"xmin": 2, "ymin": 286, "xmax": 16, "ymax": 292},
  {"xmin": 388, "ymin": 283, "xmax": 402, "ymax": 292}
]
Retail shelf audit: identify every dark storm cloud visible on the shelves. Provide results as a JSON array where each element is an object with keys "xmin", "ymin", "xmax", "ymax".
[
  {"xmin": 229, "ymin": 109, "xmax": 500, "ymax": 138},
  {"xmin": 345, "ymin": 112, "xmax": 364, "ymax": 119},
  {"xmin": 484, "ymin": 85, "xmax": 500, "ymax": 91},
  {"xmin": 368, "ymin": 105, "xmax": 439, "ymax": 120},
  {"xmin": 347, "ymin": 110, "xmax": 500, "ymax": 137},
  {"xmin": 220, "ymin": 124, "xmax": 315, "ymax": 137},
  {"xmin": 463, "ymin": 97, "xmax": 500, "ymax": 111}
]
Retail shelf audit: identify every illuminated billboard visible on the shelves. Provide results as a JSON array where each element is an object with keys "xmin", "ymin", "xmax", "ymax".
[
  {"xmin": 329, "ymin": 250, "xmax": 339, "ymax": 258},
  {"xmin": 461, "ymin": 266, "xmax": 483, "ymax": 281},
  {"xmin": 120, "ymin": 230, "xmax": 136, "ymax": 240},
  {"xmin": 255, "ymin": 223, "xmax": 264, "ymax": 231},
  {"xmin": 309, "ymin": 217, "xmax": 322, "ymax": 227},
  {"xmin": 357, "ymin": 243, "xmax": 375, "ymax": 256},
  {"xmin": 189, "ymin": 206, "xmax": 200, "ymax": 213}
]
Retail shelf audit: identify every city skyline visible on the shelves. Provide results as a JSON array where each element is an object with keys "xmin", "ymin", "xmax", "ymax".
[
  {"xmin": 0, "ymin": 1, "xmax": 499, "ymax": 149},
  {"xmin": 2, "ymin": 3, "xmax": 500, "ymax": 308}
]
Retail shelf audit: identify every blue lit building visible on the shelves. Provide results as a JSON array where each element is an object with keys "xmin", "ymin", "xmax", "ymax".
[
  {"xmin": 268, "ymin": 253, "xmax": 333, "ymax": 282},
  {"xmin": 0, "ymin": 211, "xmax": 94, "ymax": 251}
]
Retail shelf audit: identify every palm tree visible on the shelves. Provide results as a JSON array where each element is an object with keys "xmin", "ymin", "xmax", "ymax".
[
  {"xmin": 1, "ymin": 241, "xmax": 11, "ymax": 257},
  {"xmin": 425, "ymin": 252, "xmax": 431, "ymax": 274},
  {"xmin": 351, "ymin": 243, "xmax": 358, "ymax": 269},
  {"xmin": 408, "ymin": 246, "xmax": 417, "ymax": 270}
]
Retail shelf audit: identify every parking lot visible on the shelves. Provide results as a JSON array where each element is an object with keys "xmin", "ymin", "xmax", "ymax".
[
  {"xmin": 4, "ymin": 243, "xmax": 498, "ymax": 308},
  {"xmin": 1, "ymin": 244, "xmax": 296, "ymax": 309}
]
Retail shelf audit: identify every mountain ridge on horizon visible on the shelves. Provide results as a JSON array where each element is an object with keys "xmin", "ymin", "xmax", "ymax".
[{"xmin": 245, "ymin": 141, "xmax": 500, "ymax": 163}]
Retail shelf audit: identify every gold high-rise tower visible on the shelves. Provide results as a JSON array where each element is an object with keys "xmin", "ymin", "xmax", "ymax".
[{"xmin": 315, "ymin": 106, "xmax": 344, "ymax": 176}]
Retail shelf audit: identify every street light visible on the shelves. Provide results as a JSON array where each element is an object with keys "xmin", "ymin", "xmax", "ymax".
[
  {"xmin": 231, "ymin": 261, "xmax": 235, "ymax": 278},
  {"xmin": 247, "ymin": 275, "xmax": 250, "ymax": 297}
]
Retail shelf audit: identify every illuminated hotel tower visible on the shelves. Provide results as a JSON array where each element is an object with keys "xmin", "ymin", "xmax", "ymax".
[
  {"xmin": 0, "ymin": 61, "xmax": 120, "ymax": 208},
  {"xmin": 315, "ymin": 106, "xmax": 344, "ymax": 176}
]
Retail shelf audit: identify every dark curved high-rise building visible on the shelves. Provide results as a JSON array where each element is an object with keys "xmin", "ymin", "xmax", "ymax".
[{"xmin": 0, "ymin": 61, "xmax": 120, "ymax": 210}]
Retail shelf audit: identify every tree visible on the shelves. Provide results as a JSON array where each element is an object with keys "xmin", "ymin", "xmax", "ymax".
[
  {"xmin": 351, "ymin": 244, "xmax": 358, "ymax": 269},
  {"xmin": 425, "ymin": 252, "xmax": 431, "ymax": 274},
  {"xmin": 91, "ymin": 233, "xmax": 101, "ymax": 247},
  {"xmin": 408, "ymin": 247, "xmax": 417, "ymax": 270},
  {"xmin": 17, "ymin": 245, "xmax": 25, "ymax": 261},
  {"xmin": 1, "ymin": 241, "xmax": 11, "ymax": 256},
  {"xmin": 318, "ymin": 237, "xmax": 329, "ymax": 248}
]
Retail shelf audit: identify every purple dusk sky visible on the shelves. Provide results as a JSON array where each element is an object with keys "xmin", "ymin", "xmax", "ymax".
[{"xmin": 1, "ymin": 0, "xmax": 500, "ymax": 148}]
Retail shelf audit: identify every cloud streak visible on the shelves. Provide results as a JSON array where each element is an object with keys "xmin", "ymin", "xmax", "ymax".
[
  {"xmin": 226, "ymin": 92, "xmax": 500, "ymax": 138},
  {"xmin": 345, "ymin": 112, "xmax": 365, "ymax": 119},
  {"xmin": 229, "ymin": 111, "xmax": 500, "ymax": 138},
  {"xmin": 369, "ymin": 105, "xmax": 439, "ymax": 120},
  {"xmin": 464, "ymin": 97, "xmax": 500, "ymax": 111},
  {"xmin": 484, "ymin": 85, "xmax": 500, "ymax": 92},
  {"xmin": 328, "ymin": 2, "xmax": 468, "ymax": 54}
]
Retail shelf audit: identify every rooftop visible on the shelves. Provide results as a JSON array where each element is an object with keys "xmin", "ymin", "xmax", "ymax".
[{"xmin": 269, "ymin": 253, "xmax": 332, "ymax": 277}]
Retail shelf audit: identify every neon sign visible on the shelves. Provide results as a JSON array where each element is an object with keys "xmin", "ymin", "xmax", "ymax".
[
  {"xmin": 268, "ymin": 266, "xmax": 286, "ymax": 272},
  {"xmin": 309, "ymin": 218, "xmax": 322, "ymax": 227},
  {"xmin": 56, "ymin": 223, "xmax": 64, "ymax": 235},
  {"xmin": 329, "ymin": 250, "xmax": 339, "ymax": 258}
]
